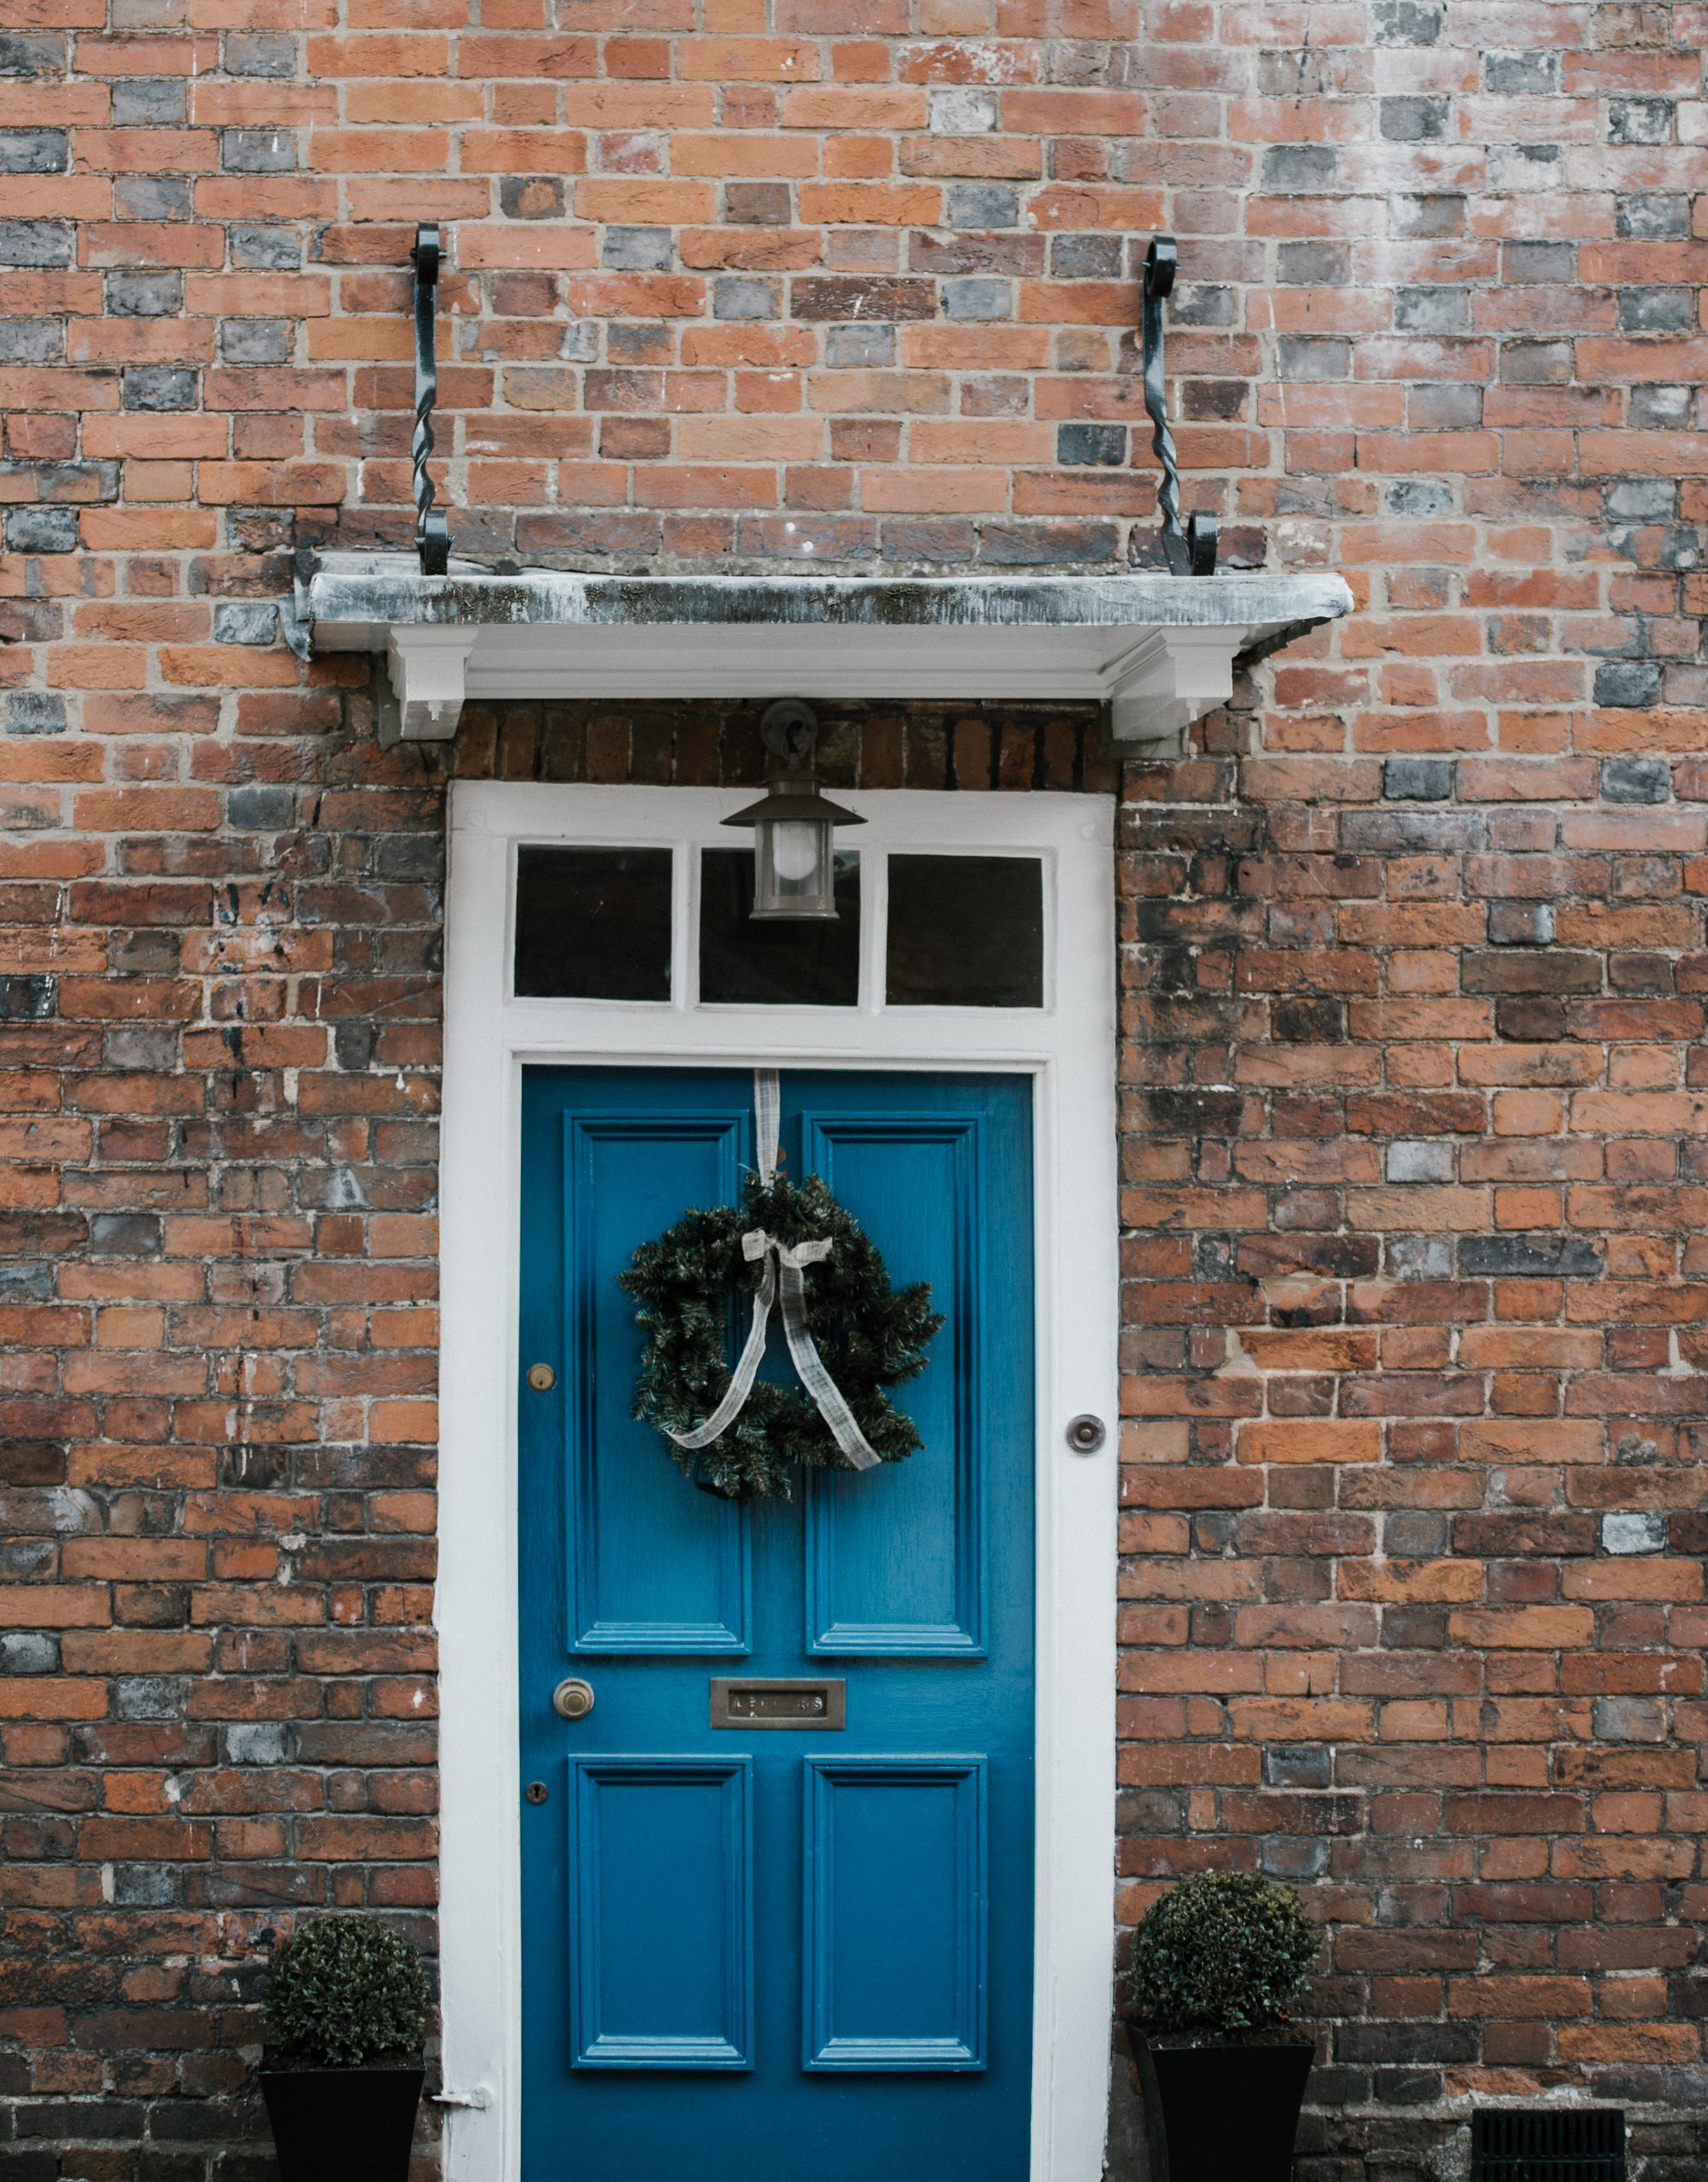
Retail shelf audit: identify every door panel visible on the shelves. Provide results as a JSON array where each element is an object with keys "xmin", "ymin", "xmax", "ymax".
[
  {"xmin": 570, "ymin": 1758, "xmax": 753, "ymax": 2069},
  {"xmin": 520, "ymin": 1066, "xmax": 1034, "ymax": 2182},
  {"xmin": 803, "ymin": 1114, "xmax": 985, "ymax": 1655},
  {"xmin": 804, "ymin": 1758, "xmax": 986, "ymax": 2070},
  {"xmin": 563, "ymin": 1111, "xmax": 751, "ymax": 1654}
]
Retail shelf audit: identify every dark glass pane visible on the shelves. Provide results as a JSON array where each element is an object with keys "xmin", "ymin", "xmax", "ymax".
[
  {"xmin": 699, "ymin": 849, "xmax": 860, "ymax": 1006},
  {"xmin": 886, "ymin": 855, "xmax": 1044, "ymax": 1007},
  {"xmin": 514, "ymin": 846, "xmax": 672, "ymax": 1001}
]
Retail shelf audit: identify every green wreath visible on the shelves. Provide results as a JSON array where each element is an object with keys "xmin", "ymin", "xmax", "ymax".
[{"xmin": 619, "ymin": 1171, "xmax": 943, "ymax": 1502}]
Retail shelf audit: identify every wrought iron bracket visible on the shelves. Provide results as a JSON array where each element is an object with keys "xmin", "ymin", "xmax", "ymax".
[
  {"xmin": 1141, "ymin": 236, "xmax": 1217, "ymax": 578},
  {"xmin": 411, "ymin": 223, "xmax": 449, "ymax": 576}
]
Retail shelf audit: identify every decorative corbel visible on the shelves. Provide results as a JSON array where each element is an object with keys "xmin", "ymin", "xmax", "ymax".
[
  {"xmin": 379, "ymin": 626, "xmax": 477, "ymax": 747},
  {"xmin": 1105, "ymin": 626, "xmax": 1249, "ymax": 748}
]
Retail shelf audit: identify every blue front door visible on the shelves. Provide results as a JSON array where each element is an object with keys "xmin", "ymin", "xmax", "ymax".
[{"xmin": 519, "ymin": 1066, "xmax": 1036, "ymax": 2182}]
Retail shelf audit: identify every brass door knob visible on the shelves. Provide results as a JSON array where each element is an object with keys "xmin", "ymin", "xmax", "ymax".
[{"xmin": 552, "ymin": 1677, "xmax": 595, "ymax": 1721}]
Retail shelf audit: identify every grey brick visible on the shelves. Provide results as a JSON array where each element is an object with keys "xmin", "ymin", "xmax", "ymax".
[
  {"xmin": 1384, "ymin": 758, "xmax": 1453, "ymax": 800},
  {"xmin": 214, "ymin": 601, "xmax": 280, "ymax": 647},
  {"xmin": 1505, "ymin": 240, "xmax": 1574, "ymax": 284},
  {"xmin": 1166, "ymin": 282, "xmax": 1235, "ymax": 327},
  {"xmin": 1601, "ymin": 755, "xmax": 1670, "ymax": 804},
  {"xmin": 602, "ymin": 225, "xmax": 670, "ymax": 270},
  {"xmin": 223, "ymin": 1722, "xmax": 290, "ymax": 1763},
  {"xmin": 1278, "ymin": 241, "xmax": 1347, "ymax": 285},
  {"xmin": 1501, "ymin": 339, "xmax": 1572, "ymax": 384},
  {"xmin": 115, "ymin": 1676, "xmax": 187, "ymax": 1721},
  {"xmin": 0, "ymin": 974, "xmax": 56, "ymax": 1019},
  {"xmin": 1459, "ymin": 1235, "xmax": 1604, "ymax": 1278},
  {"xmin": 221, "ymin": 126, "xmax": 297, "ymax": 172},
  {"xmin": 0, "ymin": 318, "xmax": 61, "ymax": 361},
  {"xmin": 1483, "ymin": 49, "xmax": 1558, "ymax": 94},
  {"xmin": 0, "ymin": 32, "xmax": 64, "ymax": 72},
  {"xmin": 1388, "ymin": 1236, "xmax": 1451, "ymax": 1279},
  {"xmin": 1277, "ymin": 336, "xmax": 1349, "ymax": 381},
  {"xmin": 1386, "ymin": 480, "xmax": 1453, "ymax": 516},
  {"xmin": 1264, "ymin": 1746, "xmax": 1331, "ymax": 1788},
  {"xmin": 224, "ymin": 32, "xmax": 296, "ymax": 75},
  {"xmin": 0, "ymin": 1632, "xmax": 57, "ymax": 1673},
  {"xmin": 1049, "ymin": 233, "xmax": 1119, "ymax": 279},
  {"xmin": 0, "ymin": 221, "xmax": 71, "ymax": 267},
  {"xmin": 928, "ymin": 85, "xmax": 996, "ymax": 133},
  {"xmin": 943, "ymin": 277, "xmax": 1009, "ymax": 321},
  {"xmin": 221, "ymin": 318, "xmax": 290, "ymax": 362},
  {"xmin": 1393, "ymin": 193, "xmax": 1463, "ymax": 239},
  {"xmin": 1592, "ymin": 1696, "xmax": 1665, "ymax": 1742},
  {"xmin": 1489, "ymin": 903, "xmax": 1553, "ymax": 947},
  {"xmin": 1388, "ymin": 1140, "xmax": 1454, "ymax": 1184},
  {"xmin": 5, "ymin": 505, "xmax": 78, "ymax": 553},
  {"xmin": 1616, "ymin": 194, "xmax": 1689, "ymax": 240},
  {"xmin": 231, "ymin": 225, "xmax": 301, "ymax": 270},
  {"xmin": 0, "ymin": 129, "xmax": 66, "ymax": 172},
  {"xmin": 1595, "ymin": 661, "xmax": 1661, "ymax": 708},
  {"xmin": 0, "ymin": 1263, "xmax": 50, "ymax": 1299},
  {"xmin": 1602, "ymin": 1511, "xmax": 1665, "ymax": 1556},
  {"xmin": 115, "ymin": 174, "xmax": 192, "ymax": 220},
  {"xmin": 558, "ymin": 321, "xmax": 598, "ymax": 361},
  {"xmin": 1372, "ymin": 0, "xmax": 1442, "ymax": 41},
  {"xmin": 90, "ymin": 1213, "xmax": 160, "ymax": 1252},
  {"xmin": 1411, "ymin": 383, "xmax": 1481, "ymax": 429},
  {"xmin": 1630, "ymin": 384, "xmax": 1691, "ymax": 429},
  {"xmin": 825, "ymin": 323, "xmax": 893, "ymax": 367},
  {"xmin": 1619, "ymin": 286, "xmax": 1691, "ymax": 332},
  {"xmin": 947, "ymin": 183, "xmax": 1018, "ymax": 229},
  {"xmin": 1607, "ymin": 479, "xmax": 1676, "ymax": 522},
  {"xmin": 1381, "ymin": 96, "xmax": 1448, "ymax": 141},
  {"xmin": 1489, "ymin": 142, "xmax": 1563, "ymax": 192},
  {"xmin": 107, "ymin": 270, "xmax": 182, "ymax": 317},
  {"xmin": 110, "ymin": 78, "xmax": 184, "ymax": 124},
  {"xmin": 1384, "ymin": 1513, "xmax": 1447, "ymax": 1558},
  {"xmin": 1261, "ymin": 144, "xmax": 1337, "ymax": 190},
  {"xmin": 113, "ymin": 1867, "xmax": 181, "ymax": 1907},
  {"xmin": 123, "ymin": 367, "xmax": 198, "ymax": 412},
  {"xmin": 5, "ymin": 691, "xmax": 66, "ymax": 736},
  {"xmin": 1609, "ymin": 99, "xmax": 1672, "ymax": 144},
  {"xmin": 1056, "ymin": 423, "xmax": 1125, "ymax": 466},
  {"xmin": 712, "ymin": 275, "xmax": 776, "ymax": 320},
  {"xmin": 1394, "ymin": 286, "xmax": 1468, "ymax": 333},
  {"xmin": 228, "ymin": 784, "xmax": 294, "ymax": 828}
]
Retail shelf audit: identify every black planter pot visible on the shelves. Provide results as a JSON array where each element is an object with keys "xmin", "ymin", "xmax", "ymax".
[
  {"xmin": 259, "ymin": 2064, "xmax": 424, "ymax": 2182},
  {"xmin": 1124, "ymin": 2024, "xmax": 1313, "ymax": 2182}
]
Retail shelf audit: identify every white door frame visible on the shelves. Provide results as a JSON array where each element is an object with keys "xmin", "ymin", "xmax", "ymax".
[{"xmin": 436, "ymin": 780, "xmax": 1119, "ymax": 2182}]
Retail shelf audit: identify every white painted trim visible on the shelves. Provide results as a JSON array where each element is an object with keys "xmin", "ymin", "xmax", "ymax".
[{"xmin": 438, "ymin": 782, "xmax": 1119, "ymax": 2182}]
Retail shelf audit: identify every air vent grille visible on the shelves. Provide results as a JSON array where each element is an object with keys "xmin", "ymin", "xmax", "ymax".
[{"xmin": 1471, "ymin": 2110, "xmax": 1626, "ymax": 2182}]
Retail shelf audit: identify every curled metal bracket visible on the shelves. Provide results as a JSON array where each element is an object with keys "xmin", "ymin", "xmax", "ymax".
[
  {"xmin": 411, "ymin": 223, "xmax": 449, "ymax": 576},
  {"xmin": 1141, "ymin": 235, "xmax": 1217, "ymax": 578}
]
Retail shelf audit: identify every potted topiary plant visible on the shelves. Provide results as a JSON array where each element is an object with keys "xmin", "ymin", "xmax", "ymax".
[
  {"xmin": 259, "ymin": 1914, "xmax": 430, "ymax": 2182},
  {"xmin": 1122, "ymin": 1870, "xmax": 1321, "ymax": 2182}
]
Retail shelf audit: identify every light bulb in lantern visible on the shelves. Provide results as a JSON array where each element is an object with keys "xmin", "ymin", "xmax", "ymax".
[{"xmin": 770, "ymin": 821, "xmax": 821, "ymax": 885}]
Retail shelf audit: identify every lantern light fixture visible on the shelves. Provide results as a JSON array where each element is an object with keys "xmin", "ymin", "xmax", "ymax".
[{"xmin": 722, "ymin": 700, "xmax": 864, "ymax": 921}]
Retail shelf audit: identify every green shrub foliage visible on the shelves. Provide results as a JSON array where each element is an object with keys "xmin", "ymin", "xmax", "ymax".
[
  {"xmin": 1126, "ymin": 1872, "xmax": 1320, "ymax": 2040},
  {"xmin": 263, "ymin": 1916, "xmax": 430, "ymax": 2068}
]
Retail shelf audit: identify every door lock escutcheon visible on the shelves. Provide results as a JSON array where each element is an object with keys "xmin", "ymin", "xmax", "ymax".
[
  {"xmin": 527, "ymin": 1362, "xmax": 557, "ymax": 1393},
  {"xmin": 552, "ymin": 1677, "xmax": 595, "ymax": 1721}
]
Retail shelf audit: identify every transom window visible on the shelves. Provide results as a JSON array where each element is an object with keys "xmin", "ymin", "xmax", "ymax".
[{"xmin": 511, "ymin": 840, "xmax": 1049, "ymax": 1011}]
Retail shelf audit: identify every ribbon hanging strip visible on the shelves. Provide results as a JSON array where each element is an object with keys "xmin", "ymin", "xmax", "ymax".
[{"xmin": 666, "ymin": 1069, "xmax": 880, "ymax": 1470}]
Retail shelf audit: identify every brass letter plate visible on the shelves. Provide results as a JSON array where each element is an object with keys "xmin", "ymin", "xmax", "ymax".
[{"xmin": 709, "ymin": 1677, "xmax": 845, "ymax": 1730}]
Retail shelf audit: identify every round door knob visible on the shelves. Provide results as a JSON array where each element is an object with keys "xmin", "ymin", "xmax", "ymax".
[
  {"xmin": 1065, "ymin": 1413, "xmax": 1106, "ymax": 1454},
  {"xmin": 552, "ymin": 1677, "xmax": 595, "ymax": 1722}
]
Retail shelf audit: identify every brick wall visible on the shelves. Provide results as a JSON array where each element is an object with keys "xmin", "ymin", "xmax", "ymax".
[{"xmin": 3, "ymin": 0, "xmax": 1708, "ymax": 2176}]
